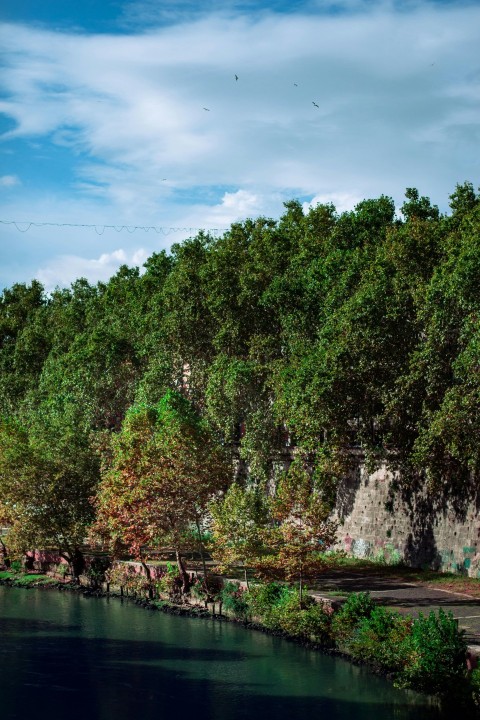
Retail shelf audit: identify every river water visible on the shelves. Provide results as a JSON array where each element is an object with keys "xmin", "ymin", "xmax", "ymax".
[{"xmin": 0, "ymin": 586, "xmax": 447, "ymax": 720}]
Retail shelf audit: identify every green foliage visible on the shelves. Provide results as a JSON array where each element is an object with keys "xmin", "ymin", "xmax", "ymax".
[
  {"xmin": 155, "ymin": 562, "xmax": 182, "ymax": 598},
  {"xmin": 0, "ymin": 414, "xmax": 98, "ymax": 568},
  {"xmin": 0, "ymin": 571, "xmax": 56, "ymax": 586},
  {"xmin": 258, "ymin": 460, "xmax": 337, "ymax": 599},
  {"xmin": 219, "ymin": 581, "xmax": 250, "ymax": 618},
  {"xmin": 398, "ymin": 609, "xmax": 468, "ymax": 695},
  {"xmin": 470, "ymin": 667, "xmax": 480, "ymax": 706},
  {"xmin": 54, "ymin": 563, "xmax": 69, "ymax": 578},
  {"xmin": 331, "ymin": 591, "xmax": 376, "ymax": 643},
  {"xmin": 209, "ymin": 482, "xmax": 270, "ymax": 583},
  {"xmin": 105, "ymin": 563, "xmax": 152, "ymax": 596},
  {"xmin": 243, "ymin": 582, "xmax": 333, "ymax": 644},
  {"xmin": 91, "ymin": 391, "xmax": 230, "ymax": 560},
  {"xmin": 1, "ymin": 184, "xmax": 480, "ymax": 584},
  {"xmin": 346, "ymin": 607, "xmax": 412, "ymax": 672},
  {"xmin": 246, "ymin": 581, "xmax": 287, "ymax": 624},
  {"xmin": 269, "ymin": 592, "xmax": 334, "ymax": 645}
]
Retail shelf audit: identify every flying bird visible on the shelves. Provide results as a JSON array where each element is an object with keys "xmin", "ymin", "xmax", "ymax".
[
  {"xmin": 203, "ymin": 107, "xmax": 210, "ymax": 111},
  {"xmin": 235, "ymin": 74, "xmax": 239, "ymax": 81},
  {"xmin": 312, "ymin": 101, "xmax": 319, "ymax": 108},
  {"xmin": 294, "ymin": 83, "xmax": 298, "ymax": 87}
]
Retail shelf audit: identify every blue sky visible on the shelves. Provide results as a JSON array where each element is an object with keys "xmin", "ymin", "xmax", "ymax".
[{"xmin": 1, "ymin": 0, "xmax": 479, "ymax": 291}]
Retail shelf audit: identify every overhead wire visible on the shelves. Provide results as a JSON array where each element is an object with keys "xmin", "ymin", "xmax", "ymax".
[{"xmin": 0, "ymin": 220, "xmax": 227, "ymax": 236}]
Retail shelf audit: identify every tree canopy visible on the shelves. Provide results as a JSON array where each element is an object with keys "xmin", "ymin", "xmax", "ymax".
[
  {"xmin": 91, "ymin": 390, "xmax": 230, "ymax": 587},
  {"xmin": 1, "ymin": 182, "xmax": 479, "ymax": 572}
]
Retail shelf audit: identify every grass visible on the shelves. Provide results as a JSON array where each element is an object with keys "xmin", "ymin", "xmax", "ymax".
[{"xmin": 0, "ymin": 570, "xmax": 57, "ymax": 586}]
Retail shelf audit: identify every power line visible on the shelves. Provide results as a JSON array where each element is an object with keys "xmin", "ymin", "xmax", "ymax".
[{"xmin": 0, "ymin": 220, "xmax": 227, "ymax": 236}]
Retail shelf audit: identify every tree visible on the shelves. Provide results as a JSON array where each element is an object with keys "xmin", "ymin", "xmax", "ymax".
[
  {"xmin": 0, "ymin": 280, "xmax": 47, "ymax": 414},
  {"xmin": 261, "ymin": 460, "xmax": 338, "ymax": 603},
  {"xmin": 209, "ymin": 483, "xmax": 269, "ymax": 588},
  {"xmin": 0, "ymin": 414, "xmax": 99, "ymax": 579},
  {"xmin": 91, "ymin": 391, "xmax": 230, "ymax": 592}
]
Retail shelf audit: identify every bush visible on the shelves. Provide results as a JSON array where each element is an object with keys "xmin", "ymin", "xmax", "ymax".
[
  {"xmin": 470, "ymin": 667, "xmax": 480, "ymax": 706},
  {"xmin": 219, "ymin": 581, "xmax": 249, "ymax": 618},
  {"xmin": 86, "ymin": 556, "xmax": 110, "ymax": 589},
  {"xmin": 244, "ymin": 583, "xmax": 334, "ymax": 645},
  {"xmin": 55, "ymin": 563, "xmax": 69, "ymax": 578},
  {"xmin": 271, "ymin": 592, "xmax": 334, "ymax": 645},
  {"xmin": 331, "ymin": 591, "xmax": 376, "ymax": 644},
  {"xmin": 106, "ymin": 563, "xmax": 154, "ymax": 597},
  {"xmin": 190, "ymin": 577, "xmax": 208, "ymax": 602},
  {"xmin": 155, "ymin": 562, "xmax": 182, "ymax": 599},
  {"xmin": 398, "ymin": 609, "xmax": 468, "ymax": 695},
  {"xmin": 346, "ymin": 606, "xmax": 412, "ymax": 672},
  {"xmin": 246, "ymin": 582, "xmax": 289, "ymax": 627}
]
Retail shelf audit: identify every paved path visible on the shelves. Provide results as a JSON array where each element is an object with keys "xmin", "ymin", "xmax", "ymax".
[{"xmin": 310, "ymin": 572, "xmax": 480, "ymax": 653}]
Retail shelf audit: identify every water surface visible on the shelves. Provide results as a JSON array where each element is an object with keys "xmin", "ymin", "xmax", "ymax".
[{"xmin": 0, "ymin": 586, "xmax": 445, "ymax": 720}]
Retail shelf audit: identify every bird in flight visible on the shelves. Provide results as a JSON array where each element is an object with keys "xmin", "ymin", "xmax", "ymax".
[
  {"xmin": 235, "ymin": 74, "xmax": 239, "ymax": 81},
  {"xmin": 294, "ymin": 83, "xmax": 298, "ymax": 87},
  {"xmin": 203, "ymin": 107, "xmax": 210, "ymax": 111},
  {"xmin": 312, "ymin": 101, "xmax": 319, "ymax": 108}
]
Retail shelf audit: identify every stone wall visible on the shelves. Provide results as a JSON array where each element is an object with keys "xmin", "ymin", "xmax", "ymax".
[{"xmin": 333, "ymin": 460, "xmax": 480, "ymax": 576}]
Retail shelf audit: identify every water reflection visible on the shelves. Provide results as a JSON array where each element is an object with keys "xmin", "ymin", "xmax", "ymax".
[{"xmin": 0, "ymin": 587, "xmax": 444, "ymax": 720}]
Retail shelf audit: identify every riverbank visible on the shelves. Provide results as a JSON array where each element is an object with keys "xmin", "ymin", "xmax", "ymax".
[{"xmin": 2, "ymin": 568, "xmax": 479, "ymax": 713}]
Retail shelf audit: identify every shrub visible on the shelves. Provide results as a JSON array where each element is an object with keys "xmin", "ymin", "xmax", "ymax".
[
  {"xmin": 155, "ymin": 562, "xmax": 182, "ymax": 599},
  {"xmin": 246, "ymin": 582, "xmax": 289, "ymax": 627},
  {"xmin": 55, "ymin": 563, "xmax": 69, "ymax": 578},
  {"xmin": 271, "ymin": 591, "xmax": 334, "ymax": 645},
  {"xmin": 219, "ymin": 581, "xmax": 249, "ymax": 618},
  {"xmin": 190, "ymin": 577, "xmax": 208, "ymax": 602},
  {"xmin": 106, "ymin": 563, "xmax": 153, "ymax": 597},
  {"xmin": 86, "ymin": 556, "xmax": 110, "ymax": 589},
  {"xmin": 331, "ymin": 591, "xmax": 376, "ymax": 644},
  {"xmin": 398, "ymin": 609, "xmax": 468, "ymax": 695},
  {"xmin": 470, "ymin": 667, "xmax": 480, "ymax": 706},
  {"xmin": 346, "ymin": 606, "xmax": 412, "ymax": 672},
  {"xmin": 244, "ymin": 582, "xmax": 334, "ymax": 645}
]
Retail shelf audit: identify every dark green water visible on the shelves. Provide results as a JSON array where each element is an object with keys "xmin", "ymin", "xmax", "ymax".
[{"xmin": 0, "ymin": 586, "xmax": 446, "ymax": 720}]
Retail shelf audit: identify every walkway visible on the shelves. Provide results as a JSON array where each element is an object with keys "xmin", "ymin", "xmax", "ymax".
[{"xmin": 310, "ymin": 571, "xmax": 480, "ymax": 654}]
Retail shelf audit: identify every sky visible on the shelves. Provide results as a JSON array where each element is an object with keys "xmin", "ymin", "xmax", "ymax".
[{"xmin": 0, "ymin": 0, "xmax": 479, "ymax": 292}]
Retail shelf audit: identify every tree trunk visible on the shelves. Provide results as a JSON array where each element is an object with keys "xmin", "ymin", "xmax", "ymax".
[
  {"xmin": 140, "ymin": 559, "xmax": 153, "ymax": 599},
  {"xmin": 195, "ymin": 517, "xmax": 209, "ymax": 592},
  {"xmin": 244, "ymin": 564, "xmax": 250, "ymax": 591},
  {"xmin": 176, "ymin": 549, "xmax": 191, "ymax": 595},
  {"xmin": 69, "ymin": 548, "xmax": 85, "ymax": 582},
  {"xmin": 0, "ymin": 537, "xmax": 10, "ymax": 569}
]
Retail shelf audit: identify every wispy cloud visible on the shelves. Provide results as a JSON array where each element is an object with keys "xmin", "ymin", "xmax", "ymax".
[
  {"xmin": 36, "ymin": 247, "xmax": 150, "ymax": 291},
  {"xmin": 0, "ymin": 175, "xmax": 21, "ymax": 187},
  {"xmin": 303, "ymin": 192, "xmax": 361, "ymax": 214}
]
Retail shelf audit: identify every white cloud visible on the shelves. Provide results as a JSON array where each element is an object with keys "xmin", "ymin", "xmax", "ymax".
[
  {"xmin": 195, "ymin": 189, "xmax": 262, "ymax": 226},
  {"xmin": 0, "ymin": 175, "xmax": 21, "ymax": 187},
  {"xmin": 36, "ymin": 247, "xmax": 149, "ymax": 291},
  {"xmin": 303, "ymin": 192, "xmax": 361, "ymax": 214}
]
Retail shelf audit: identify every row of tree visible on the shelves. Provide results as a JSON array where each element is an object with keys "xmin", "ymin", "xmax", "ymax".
[{"xmin": 0, "ymin": 183, "xmax": 479, "ymax": 578}]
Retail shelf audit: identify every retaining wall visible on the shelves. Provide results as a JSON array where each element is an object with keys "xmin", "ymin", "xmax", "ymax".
[{"xmin": 334, "ymin": 460, "xmax": 480, "ymax": 576}]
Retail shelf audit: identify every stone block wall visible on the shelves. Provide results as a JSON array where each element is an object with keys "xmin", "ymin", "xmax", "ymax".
[{"xmin": 333, "ymin": 461, "xmax": 480, "ymax": 576}]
